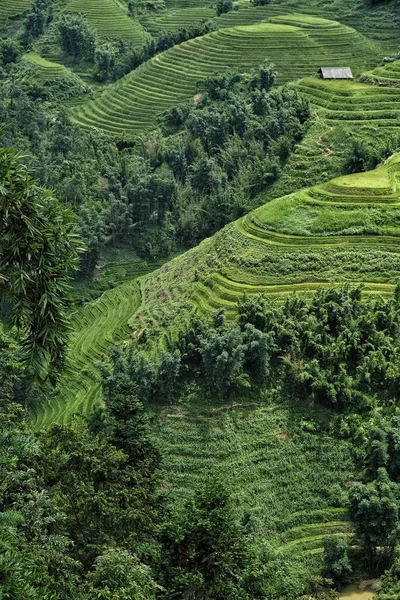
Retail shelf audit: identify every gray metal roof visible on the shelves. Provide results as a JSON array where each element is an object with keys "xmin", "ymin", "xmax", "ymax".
[{"xmin": 319, "ymin": 67, "xmax": 353, "ymax": 79}]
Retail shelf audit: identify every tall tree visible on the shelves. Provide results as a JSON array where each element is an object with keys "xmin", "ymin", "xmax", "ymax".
[
  {"xmin": 0, "ymin": 147, "xmax": 82, "ymax": 384},
  {"xmin": 160, "ymin": 479, "xmax": 251, "ymax": 599},
  {"xmin": 349, "ymin": 469, "xmax": 400, "ymax": 570}
]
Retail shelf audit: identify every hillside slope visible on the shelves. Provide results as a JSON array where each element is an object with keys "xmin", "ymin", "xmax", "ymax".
[
  {"xmin": 70, "ymin": 15, "xmax": 378, "ymax": 136},
  {"xmin": 136, "ymin": 153, "xmax": 400, "ymax": 340},
  {"xmin": 33, "ymin": 259, "xmax": 165, "ymax": 429},
  {"xmin": 64, "ymin": 0, "xmax": 150, "ymax": 44},
  {"xmin": 0, "ymin": 0, "xmax": 32, "ymax": 28}
]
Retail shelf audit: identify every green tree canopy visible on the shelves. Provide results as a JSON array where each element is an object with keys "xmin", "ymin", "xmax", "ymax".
[{"xmin": 160, "ymin": 479, "xmax": 252, "ymax": 599}]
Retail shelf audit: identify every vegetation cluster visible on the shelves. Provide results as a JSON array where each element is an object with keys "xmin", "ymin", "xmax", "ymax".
[
  {"xmin": 2, "ymin": 0, "xmax": 400, "ymax": 598},
  {"xmin": 0, "ymin": 59, "xmax": 311, "ymax": 270}
]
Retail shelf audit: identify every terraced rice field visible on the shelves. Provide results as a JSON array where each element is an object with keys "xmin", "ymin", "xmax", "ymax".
[
  {"xmin": 33, "ymin": 257, "xmax": 166, "ymax": 428},
  {"xmin": 32, "ymin": 279, "xmax": 141, "ymax": 428},
  {"xmin": 362, "ymin": 59, "xmax": 400, "ymax": 87},
  {"xmin": 0, "ymin": 0, "xmax": 32, "ymax": 28},
  {"xmin": 65, "ymin": 0, "xmax": 149, "ymax": 44},
  {"xmin": 140, "ymin": 7, "xmax": 215, "ymax": 36},
  {"xmin": 23, "ymin": 52, "xmax": 71, "ymax": 78},
  {"xmin": 155, "ymin": 402, "xmax": 356, "ymax": 558},
  {"xmin": 192, "ymin": 154, "xmax": 400, "ymax": 316},
  {"xmin": 135, "ymin": 153, "xmax": 400, "ymax": 337},
  {"xmin": 217, "ymin": 4, "xmax": 293, "ymax": 27},
  {"xmin": 297, "ymin": 77, "xmax": 400, "ymax": 127},
  {"xmin": 164, "ymin": 0, "xmax": 214, "ymax": 8},
  {"xmin": 341, "ymin": 13, "xmax": 400, "ymax": 55},
  {"xmin": 71, "ymin": 15, "xmax": 377, "ymax": 136}
]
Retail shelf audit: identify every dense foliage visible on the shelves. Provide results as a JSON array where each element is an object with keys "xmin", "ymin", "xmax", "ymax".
[
  {"xmin": 0, "ymin": 60, "xmax": 310, "ymax": 268},
  {"xmin": 5, "ymin": 285, "xmax": 400, "ymax": 597},
  {"xmin": 117, "ymin": 286, "xmax": 400, "ymax": 416},
  {"xmin": 0, "ymin": 146, "xmax": 81, "ymax": 383},
  {"xmin": 0, "ymin": 344, "xmax": 265, "ymax": 599},
  {"xmin": 2, "ymin": 0, "xmax": 400, "ymax": 597}
]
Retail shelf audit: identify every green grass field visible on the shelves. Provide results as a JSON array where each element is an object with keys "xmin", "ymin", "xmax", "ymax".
[
  {"xmin": 64, "ymin": 0, "xmax": 150, "ymax": 44},
  {"xmin": 70, "ymin": 15, "xmax": 378, "ymax": 136}
]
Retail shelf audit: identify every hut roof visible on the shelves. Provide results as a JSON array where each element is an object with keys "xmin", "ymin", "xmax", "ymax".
[{"xmin": 319, "ymin": 67, "xmax": 353, "ymax": 79}]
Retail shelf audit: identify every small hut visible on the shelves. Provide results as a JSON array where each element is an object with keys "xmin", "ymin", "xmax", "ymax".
[{"xmin": 318, "ymin": 67, "xmax": 353, "ymax": 80}]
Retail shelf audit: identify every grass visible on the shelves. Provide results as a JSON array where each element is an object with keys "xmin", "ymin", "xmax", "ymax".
[
  {"xmin": 64, "ymin": 0, "xmax": 150, "ymax": 44},
  {"xmin": 263, "ymin": 68, "xmax": 400, "ymax": 202},
  {"xmin": 24, "ymin": 51, "xmax": 68, "ymax": 77},
  {"xmin": 21, "ymin": 51, "xmax": 92, "ymax": 101},
  {"xmin": 297, "ymin": 77, "xmax": 400, "ymax": 127},
  {"xmin": 362, "ymin": 59, "xmax": 400, "ymax": 87},
  {"xmin": 26, "ymin": 1, "xmax": 400, "ymax": 571},
  {"xmin": 70, "ymin": 15, "xmax": 378, "ymax": 136}
]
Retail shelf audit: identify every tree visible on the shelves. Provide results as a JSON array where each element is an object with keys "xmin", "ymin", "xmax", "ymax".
[
  {"xmin": 160, "ymin": 479, "xmax": 251, "ymax": 599},
  {"xmin": 376, "ymin": 556, "xmax": 400, "ymax": 599},
  {"xmin": 200, "ymin": 324, "xmax": 248, "ymax": 397},
  {"xmin": 0, "ymin": 39, "xmax": 22, "ymax": 67},
  {"xmin": 95, "ymin": 44, "xmax": 116, "ymax": 82},
  {"xmin": 365, "ymin": 426, "xmax": 389, "ymax": 478},
  {"xmin": 189, "ymin": 156, "xmax": 223, "ymax": 194},
  {"xmin": 36, "ymin": 415, "xmax": 160, "ymax": 568},
  {"xmin": 101, "ymin": 370, "xmax": 161, "ymax": 470},
  {"xmin": 85, "ymin": 548, "xmax": 158, "ymax": 600},
  {"xmin": 57, "ymin": 14, "xmax": 96, "ymax": 62},
  {"xmin": 0, "ymin": 403, "xmax": 84, "ymax": 599},
  {"xmin": 322, "ymin": 536, "xmax": 352, "ymax": 587},
  {"xmin": 216, "ymin": 0, "xmax": 233, "ymax": 15},
  {"xmin": 249, "ymin": 61, "xmax": 276, "ymax": 92},
  {"xmin": 0, "ymin": 324, "xmax": 23, "ymax": 411},
  {"xmin": 241, "ymin": 323, "xmax": 270, "ymax": 387},
  {"xmin": 24, "ymin": 0, "xmax": 51, "ymax": 39},
  {"xmin": 349, "ymin": 469, "xmax": 400, "ymax": 570},
  {"xmin": 0, "ymin": 147, "xmax": 82, "ymax": 384},
  {"xmin": 157, "ymin": 350, "xmax": 181, "ymax": 402}
]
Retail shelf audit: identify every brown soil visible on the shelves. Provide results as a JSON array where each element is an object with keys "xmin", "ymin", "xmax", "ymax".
[{"xmin": 274, "ymin": 431, "xmax": 290, "ymax": 441}]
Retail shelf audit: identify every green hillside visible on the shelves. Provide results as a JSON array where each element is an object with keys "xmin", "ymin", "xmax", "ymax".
[
  {"xmin": 155, "ymin": 401, "xmax": 356, "ymax": 560},
  {"xmin": 297, "ymin": 77, "xmax": 400, "ymax": 127},
  {"xmin": 4, "ymin": 0, "xmax": 400, "ymax": 598},
  {"xmin": 70, "ymin": 15, "xmax": 378, "ymax": 136},
  {"xmin": 24, "ymin": 51, "xmax": 68, "ymax": 78},
  {"xmin": 33, "ymin": 259, "xmax": 164, "ymax": 429},
  {"xmin": 34, "ymin": 153, "xmax": 400, "ymax": 427},
  {"xmin": 64, "ymin": 0, "xmax": 150, "ymax": 44},
  {"xmin": 140, "ymin": 7, "xmax": 215, "ymax": 36},
  {"xmin": 362, "ymin": 59, "xmax": 400, "ymax": 87},
  {"xmin": 136, "ymin": 153, "xmax": 400, "ymax": 334},
  {"xmin": 0, "ymin": 0, "xmax": 32, "ymax": 28}
]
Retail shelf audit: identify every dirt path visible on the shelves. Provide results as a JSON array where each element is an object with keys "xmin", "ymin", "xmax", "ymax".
[{"xmin": 316, "ymin": 125, "xmax": 334, "ymax": 156}]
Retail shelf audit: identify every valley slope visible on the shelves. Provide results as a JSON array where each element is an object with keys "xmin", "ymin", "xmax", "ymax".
[{"xmin": 136, "ymin": 153, "xmax": 400, "ymax": 340}]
